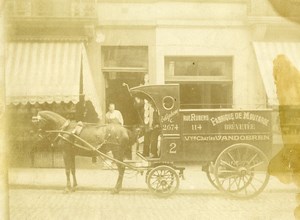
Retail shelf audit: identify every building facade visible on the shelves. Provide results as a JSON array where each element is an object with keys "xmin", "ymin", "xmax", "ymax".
[{"xmin": 5, "ymin": 0, "xmax": 300, "ymax": 167}]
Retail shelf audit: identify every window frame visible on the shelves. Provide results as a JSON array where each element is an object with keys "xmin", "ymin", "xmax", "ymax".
[{"xmin": 165, "ymin": 55, "xmax": 233, "ymax": 109}]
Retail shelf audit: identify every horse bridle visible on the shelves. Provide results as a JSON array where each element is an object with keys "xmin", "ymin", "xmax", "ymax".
[{"xmin": 32, "ymin": 115, "xmax": 71, "ymax": 147}]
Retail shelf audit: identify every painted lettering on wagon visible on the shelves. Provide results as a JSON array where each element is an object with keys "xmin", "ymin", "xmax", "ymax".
[
  {"xmin": 224, "ymin": 122, "xmax": 256, "ymax": 130},
  {"xmin": 184, "ymin": 134, "xmax": 271, "ymax": 142},
  {"xmin": 161, "ymin": 109, "xmax": 179, "ymax": 123},
  {"xmin": 210, "ymin": 112, "xmax": 269, "ymax": 126},
  {"xmin": 183, "ymin": 114, "xmax": 209, "ymax": 122}
]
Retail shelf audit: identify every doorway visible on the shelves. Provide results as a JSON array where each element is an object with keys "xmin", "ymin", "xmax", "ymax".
[{"xmin": 105, "ymin": 72, "xmax": 144, "ymax": 125}]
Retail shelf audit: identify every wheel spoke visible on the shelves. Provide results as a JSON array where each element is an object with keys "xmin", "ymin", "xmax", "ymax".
[
  {"xmin": 155, "ymin": 181, "xmax": 161, "ymax": 190},
  {"xmin": 165, "ymin": 177, "xmax": 175, "ymax": 182},
  {"xmin": 220, "ymin": 159, "xmax": 236, "ymax": 169},
  {"xmin": 244, "ymin": 184, "xmax": 248, "ymax": 195},
  {"xmin": 228, "ymin": 177, "xmax": 236, "ymax": 191},
  {"xmin": 220, "ymin": 174, "xmax": 238, "ymax": 184},
  {"xmin": 243, "ymin": 174, "xmax": 250, "ymax": 180},
  {"xmin": 249, "ymin": 161, "xmax": 265, "ymax": 170},
  {"xmin": 150, "ymin": 179, "xmax": 159, "ymax": 185},
  {"xmin": 248, "ymin": 153, "xmax": 258, "ymax": 164},
  {"xmin": 249, "ymin": 181, "xmax": 257, "ymax": 192},
  {"xmin": 234, "ymin": 177, "xmax": 241, "ymax": 189},
  {"xmin": 227, "ymin": 152, "xmax": 237, "ymax": 165},
  {"xmin": 162, "ymin": 185, "xmax": 172, "ymax": 193},
  {"xmin": 241, "ymin": 175, "xmax": 247, "ymax": 186},
  {"xmin": 218, "ymin": 170, "xmax": 237, "ymax": 173}
]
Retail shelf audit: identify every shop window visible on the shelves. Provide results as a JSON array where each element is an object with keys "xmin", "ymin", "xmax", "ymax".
[
  {"xmin": 102, "ymin": 46, "xmax": 148, "ymax": 68},
  {"xmin": 165, "ymin": 56, "xmax": 233, "ymax": 109},
  {"xmin": 180, "ymin": 83, "xmax": 232, "ymax": 109}
]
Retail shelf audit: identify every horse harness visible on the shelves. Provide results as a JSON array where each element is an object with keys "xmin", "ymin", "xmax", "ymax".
[{"xmin": 52, "ymin": 120, "xmax": 121, "ymax": 152}]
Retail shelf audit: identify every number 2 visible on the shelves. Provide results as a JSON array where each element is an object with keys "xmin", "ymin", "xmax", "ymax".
[{"xmin": 169, "ymin": 143, "xmax": 177, "ymax": 154}]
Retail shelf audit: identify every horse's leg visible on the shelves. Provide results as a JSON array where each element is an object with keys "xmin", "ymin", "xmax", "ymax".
[
  {"xmin": 71, "ymin": 153, "xmax": 78, "ymax": 192},
  {"xmin": 63, "ymin": 151, "xmax": 72, "ymax": 193},
  {"xmin": 125, "ymin": 144, "xmax": 132, "ymax": 160},
  {"xmin": 111, "ymin": 150, "xmax": 125, "ymax": 194},
  {"xmin": 112, "ymin": 163, "xmax": 125, "ymax": 194}
]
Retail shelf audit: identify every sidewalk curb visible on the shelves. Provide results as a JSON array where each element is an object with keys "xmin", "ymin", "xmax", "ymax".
[{"xmin": 9, "ymin": 183, "xmax": 298, "ymax": 195}]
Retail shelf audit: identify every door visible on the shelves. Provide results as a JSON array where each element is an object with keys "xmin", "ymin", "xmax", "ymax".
[{"xmin": 105, "ymin": 72, "xmax": 144, "ymax": 125}]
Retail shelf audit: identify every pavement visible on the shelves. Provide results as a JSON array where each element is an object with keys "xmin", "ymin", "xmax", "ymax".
[
  {"xmin": 8, "ymin": 163, "xmax": 300, "ymax": 220},
  {"xmin": 8, "ymin": 163, "xmax": 298, "ymax": 194},
  {"xmin": 9, "ymin": 189, "xmax": 297, "ymax": 220}
]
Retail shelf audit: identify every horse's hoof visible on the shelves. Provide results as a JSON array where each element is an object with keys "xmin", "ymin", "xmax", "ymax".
[
  {"xmin": 111, "ymin": 189, "xmax": 120, "ymax": 194},
  {"xmin": 64, "ymin": 188, "xmax": 71, "ymax": 194},
  {"xmin": 71, "ymin": 186, "xmax": 77, "ymax": 192}
]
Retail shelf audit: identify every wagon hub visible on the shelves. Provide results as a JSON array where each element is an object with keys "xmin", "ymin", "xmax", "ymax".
[
  {"xmin": 157, "ymin": 175, "xmax": 168, "ymax": 185},
  {"xmin": 160, "ymin": 179, "xmax": 168, "ymax": 186},
  {"xmin": 238, "ymin": 167, "xmax": 248, "ymax": 176}
]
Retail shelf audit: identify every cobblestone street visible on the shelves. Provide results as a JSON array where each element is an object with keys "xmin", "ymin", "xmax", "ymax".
[{"xmin": 9, "ymin": 188, "xmax": 297, "ymax": 220}]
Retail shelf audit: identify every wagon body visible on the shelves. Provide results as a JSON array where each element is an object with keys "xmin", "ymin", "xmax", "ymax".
[{"xmin": 130, "ymin": 84, "xmax": 273, "ymax": 163}]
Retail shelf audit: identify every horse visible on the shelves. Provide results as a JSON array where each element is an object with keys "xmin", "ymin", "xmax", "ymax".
[{"xmin": 32, "ymin": 110, "xmax": 140, "ymax": 194}]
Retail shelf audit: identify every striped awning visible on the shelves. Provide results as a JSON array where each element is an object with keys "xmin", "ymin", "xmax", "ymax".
[
  {"xmin": 253, "ymin": 42, "xmax": 300, "ymax": 106},
  {"xmin": 5, "ymin": 42, "xmax": 102, "ymax": 117},
  {"xmin": 6, "ymin": 42, "xmax": 81, "ymax": 105}
]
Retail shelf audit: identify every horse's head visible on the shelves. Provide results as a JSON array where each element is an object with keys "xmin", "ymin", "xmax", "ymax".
[{"xmin": 32, "ymin": 111, "xmax": 67, "ymax": 132}]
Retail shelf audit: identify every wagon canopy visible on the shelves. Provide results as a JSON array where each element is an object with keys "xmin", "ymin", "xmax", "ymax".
[
  {"xmin": 129, "ymin": 84, "xmax": 179, "ymax": 111},
  {"xmin": 5, "ymin": 42, "xmax": 101, "ymax": 117}
]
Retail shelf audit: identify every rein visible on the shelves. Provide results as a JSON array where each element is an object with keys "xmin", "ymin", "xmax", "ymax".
[
  {"xmin": 46, "ymin": 130, "xmax": 141, "ymax": 171},
  {"xmin": 51, "ymin": 120, "xmax": 71, "ymax": 145}
]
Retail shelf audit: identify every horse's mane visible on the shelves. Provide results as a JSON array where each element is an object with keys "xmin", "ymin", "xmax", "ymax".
[{"xmin": 38, "ymin": 110, "xmax": 67, "ymax": 127}]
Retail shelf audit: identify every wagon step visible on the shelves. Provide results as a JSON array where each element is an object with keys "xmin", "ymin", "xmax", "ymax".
[
  {"xmin": 123, "ymin": 159, "xmax": 141, "ymax": 163},
  {"xmin": 136, "ymin": 152, "xmax": 160, "ymax": 161}
]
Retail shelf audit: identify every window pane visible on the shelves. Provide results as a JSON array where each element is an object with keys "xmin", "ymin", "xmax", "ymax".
[
  {"xmin": 180, "ymin": 83, "xmax": 232, "ymax": 109},
  {"xmin": 165, "ymin": 56, "xmax": 232, "ymax": 77},
  {"xmin": 103, "ymin": 46, "xmax": 148, "ymax": 68}
]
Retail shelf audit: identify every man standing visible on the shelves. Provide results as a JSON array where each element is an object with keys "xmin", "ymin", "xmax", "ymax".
[
  {"xmin": 143, "ymin": 105, "xmax": 160, "ymax": 158},
  {"xmin": 105, "ymin": 103, "xmax": 124, "ymax": 125}
]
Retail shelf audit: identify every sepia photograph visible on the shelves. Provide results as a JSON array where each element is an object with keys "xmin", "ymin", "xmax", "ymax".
[{"xmin": 1, "ymin": 0, "xmax": 300, "ymax": 219}]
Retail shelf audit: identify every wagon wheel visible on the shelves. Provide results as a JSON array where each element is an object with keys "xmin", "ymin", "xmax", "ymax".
[
  {"xmin": 214, "ymin": 143, "xmax": 269, "ymax": 199},
  {"xmin": 147, "ymin": 165, "xmax": 180, "ymax": 198},
  {"xmin": 205, "ymin": 162, "xmax": 220, "ymax": 190}
]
